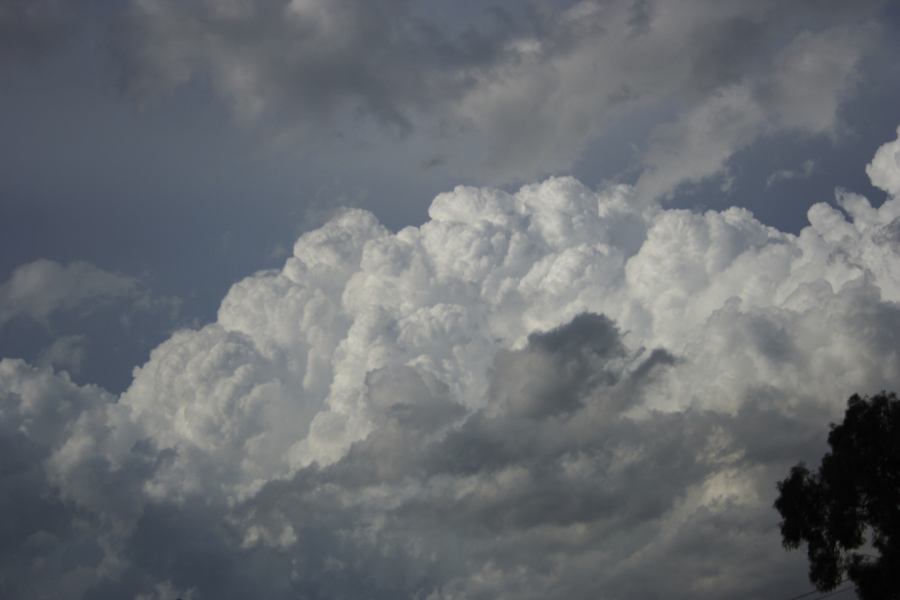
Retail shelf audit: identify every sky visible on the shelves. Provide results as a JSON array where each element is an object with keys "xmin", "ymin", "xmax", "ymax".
[{"xmin": 1, "ymin": 1, "xmax": 900, "ymax": 598}]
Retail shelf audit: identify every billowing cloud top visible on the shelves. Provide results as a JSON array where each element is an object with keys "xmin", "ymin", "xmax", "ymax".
[{"xmin": 2, "ymin": 128, "xmax": 900, "ymax": 599}]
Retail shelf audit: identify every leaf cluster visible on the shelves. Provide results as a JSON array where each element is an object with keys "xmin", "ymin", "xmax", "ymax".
[{"xmin": 774, "ymin": 392, "xmax": 900, "ymax": 600}]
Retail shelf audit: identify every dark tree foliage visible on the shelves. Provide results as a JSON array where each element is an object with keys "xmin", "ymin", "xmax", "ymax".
[{"xmin": 774, "ymin": 392, "xmax": 900, "ymax": 600}]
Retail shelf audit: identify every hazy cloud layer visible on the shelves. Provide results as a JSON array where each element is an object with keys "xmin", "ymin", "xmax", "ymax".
[{"xmin": 1, "ymin": 126, "xmax": 899, "ymax": 598}]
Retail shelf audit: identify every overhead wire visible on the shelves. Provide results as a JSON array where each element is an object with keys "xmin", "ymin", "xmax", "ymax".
[
  {"xmin": 784, "ymin": 580, "xmax": 854, "ymax": 600},
  {"xmin": 785, "ymin": 589, "xmax": 828, "ymax": 600},
  {"xmin": 811, "ymin": 586, "xmax": 855, "ymax": 599}
]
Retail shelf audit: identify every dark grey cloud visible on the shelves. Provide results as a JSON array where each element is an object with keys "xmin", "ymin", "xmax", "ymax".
[
  {"xmin": 0, "ymin": 359, "xmax": 110, "ymax": 599},
  {"xmin": 128, "ymin": 0, "xmax": 885, "ymax": 189},
  {"xmin": 113, "ymin": 0, "xmax": 524, "ymax": 132},
  {"xmin": 5, "ymin": 0, "xmax": 889, "ymax": 190}
]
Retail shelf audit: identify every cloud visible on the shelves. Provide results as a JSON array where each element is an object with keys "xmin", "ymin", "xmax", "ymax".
[
  {"xmin": 1, "ymin": 0, "xmax": 886, "ymax": 196},
  {"xmin": 766, "ymin": 159, "xmax": 815, "ymax": 188},
  {"xmin": 37, "ymin": 334, "xmax": 89, "ymax": 375},
  {"xmin": 2, "ymin": 126, "xmax": 900, "ymax": 598},
  {"xmin": 103, "ymin": 0, "xmax": 886, "ymax": 190},
  {"xmin": 0, "ymin": 259, "xmax": 175, "ymax": 329},
  {"xmin": 115, "ymin": 0, "xmax": 517, "ymax": 129},
  {"xmin": 633, "ymin": 23, "xmax": 872, "ymax": 200},
  {"xmin": 867, "ymin": 124, "xmax": 900, "ymax": 196},
  {"xmin": 0, "ymin": 359, "xmax": 112, "ymax": 599}
]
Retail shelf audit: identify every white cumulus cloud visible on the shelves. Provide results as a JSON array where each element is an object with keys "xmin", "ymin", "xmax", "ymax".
[
  {"xmin": 1, "ymin": 126, "xmax": 900, "ymax": 599},
  {"xmin": 867, "ymin": 124, "xmax": 900, "ymax": 196}
]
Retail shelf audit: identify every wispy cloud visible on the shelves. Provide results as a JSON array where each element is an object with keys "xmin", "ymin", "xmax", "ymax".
[
  {"xmin": 766, "ymin": 158, "xmax": 816, "ymax": 188},
  {"xmin": 0, "ymin": 259, "xmax": 180, "ymax": 330}
]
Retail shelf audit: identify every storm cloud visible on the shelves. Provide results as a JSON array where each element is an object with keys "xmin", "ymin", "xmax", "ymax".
[{"xmin": 1, "ymin": 125, "xmax": 899, "ymax": 598}]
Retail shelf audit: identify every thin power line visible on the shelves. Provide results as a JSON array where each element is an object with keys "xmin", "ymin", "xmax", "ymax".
[
  {"xmin": 785, "ymin": 590, "xmax": 826, "ymax": 600},
  {"xmin": 811, "ymin": 586, "xmax": 854, "ymax": 599},
  {"xmin": 785, "ymin": 589, "xmax": 827, "ymax": 600},
  {"xmin": 785, "ymin": 583, "xmax": 853, "ymax": 600}
]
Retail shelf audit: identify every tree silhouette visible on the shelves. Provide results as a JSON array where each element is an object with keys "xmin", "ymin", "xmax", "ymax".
[{"xmin": 774, "ymin": 392, "xmax": 900, "ymax": 600}]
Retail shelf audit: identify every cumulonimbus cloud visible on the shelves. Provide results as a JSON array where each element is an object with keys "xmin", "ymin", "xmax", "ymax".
[{"xmin": 1, "ymin": 127, "xmax": 900, "ymax": 599}]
